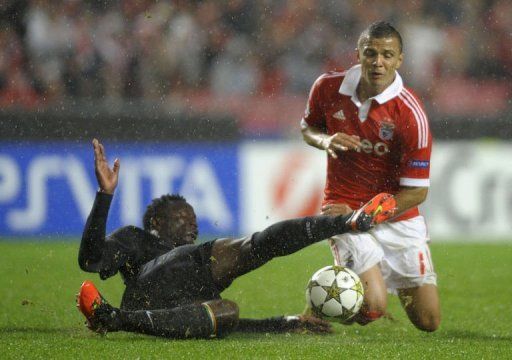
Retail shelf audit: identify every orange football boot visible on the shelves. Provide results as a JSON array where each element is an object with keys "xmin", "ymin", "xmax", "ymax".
[
  {"xmin": 362, "ymin": 193, "xmax": 397, "ymax": 223},
  {"xmin": 350, "ymin": 193, "xmax": 397, "ymax": 231},
  {"xmin": 76, "ymin": 280, "xmax": 105, "ymax": 331}
]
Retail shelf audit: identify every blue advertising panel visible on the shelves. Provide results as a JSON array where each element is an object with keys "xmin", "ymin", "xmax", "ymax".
[{"xmin": 0, "ymin": 142, "xmax": 239, "ymax": 238}]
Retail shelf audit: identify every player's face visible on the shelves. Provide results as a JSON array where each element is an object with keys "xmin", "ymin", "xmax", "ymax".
[
  {"xmin": 357, "ymin": 36, "xmax": 403, "ymax": 96},
  {"xmin": 161, "ymin": 202, "xmax": 198, "ymax": 247}
]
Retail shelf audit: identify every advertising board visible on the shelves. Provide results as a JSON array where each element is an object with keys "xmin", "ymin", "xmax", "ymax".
[
  {"xmin": 0, "ymin": 142, "xmax": 239, "ymax": 237},
  {"xmin": 2, "ymin": 141, "xmax": 511, "ymax": 241},
  {"xmin": 240, "ymin": 141, "xmax": 512, "ymax": 241}
]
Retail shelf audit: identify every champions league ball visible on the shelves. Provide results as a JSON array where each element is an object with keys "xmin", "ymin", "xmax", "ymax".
[{"xmin": 306, "ymin": 265, "xmax": 364, "ymax": 322}]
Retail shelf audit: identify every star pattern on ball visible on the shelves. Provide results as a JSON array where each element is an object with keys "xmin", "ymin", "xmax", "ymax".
[
  {"xmin": 332, "ymin": 266, "xmax": 344, "ymax": 275},
  {"xmin": 343, "ymin": 305, "xmax": 356, "ymax": 317},
  {"xmin": 352, "ymin": 281, "xmax": 364, "ymax": 295},
  {"xmin": 307, "ymin": 281, "xmax": 318, "ymax": 292},
  {"xmin": 322, "ymin": 280, "xmax": 342, "ymax": 304}
]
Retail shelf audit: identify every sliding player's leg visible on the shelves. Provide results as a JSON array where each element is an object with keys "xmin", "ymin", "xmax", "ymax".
[
  {"xmin": 209, "ymin": 193, "xmax": 396, "ymax": 289},
  {"xmin": 398, "ymin": 284, "xmax": 440, "ymax": 332},
  {"xmin": 77, "ymin": 281, "xmax": 239, "ymax": 338},
  {"xmin": 209, "ymin": 212, "xmax": 366, "ymax": 289}
]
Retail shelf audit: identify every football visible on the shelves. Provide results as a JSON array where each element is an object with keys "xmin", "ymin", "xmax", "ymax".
[{"xmin": 306, "ymin": 265, "xmax": 364, "ymax": 322}]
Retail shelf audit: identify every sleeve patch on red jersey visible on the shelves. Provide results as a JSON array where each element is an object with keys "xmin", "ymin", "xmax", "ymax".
[{"xmin": 408, "ymin": 160, "xmax": 430, "ymax": 168}]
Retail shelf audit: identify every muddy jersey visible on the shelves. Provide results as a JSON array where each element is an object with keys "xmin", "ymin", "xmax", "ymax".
[
  {"xmin": 302, "ymin": 65, "xmax": 431, "ymax": 221},
  {"xmin": 80, "ymin": 193, "xmax": 222, "ymax": 310}
]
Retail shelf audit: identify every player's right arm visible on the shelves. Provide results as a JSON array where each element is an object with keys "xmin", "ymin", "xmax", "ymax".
[
  {"xmin": 78, "ymin": 139, "xmax": 127, "ymax": 278},
  {"xmin": 92, "ymin": 138, "xmax": 119, "ymax": 195},
  {"xmin": 301, "ymin": 122, "xmax": 361, "ymax": 159},
  {"xmin": 301, "ymin": 75, "xmax": 361, "ymax": 158},
  {"xmin": 78, "ymin": 192, "xmax": 122, "ymax": 275}
]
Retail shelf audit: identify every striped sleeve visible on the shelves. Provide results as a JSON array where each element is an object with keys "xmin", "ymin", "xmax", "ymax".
[
  {"xmin": 397, "ymin": 89, "xmax": 432, "ymax": 187},
  {"xmin": 398, "ymin": 88, "xmax": 430, "ymax": 149}
]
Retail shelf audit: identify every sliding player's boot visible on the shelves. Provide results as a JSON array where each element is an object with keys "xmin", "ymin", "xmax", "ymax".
[
  {"xmin": 76, "ymin": 280, "xmax": 121, "ymax": 333},
  {"xmin": 349, "ymin": 193, "xmax": 397, "ymax": 231}
]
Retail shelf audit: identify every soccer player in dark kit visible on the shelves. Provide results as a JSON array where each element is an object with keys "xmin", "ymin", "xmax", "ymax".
[{"xmin": 77, "ymin": 139, "xmax": 394, "ymax": 339}]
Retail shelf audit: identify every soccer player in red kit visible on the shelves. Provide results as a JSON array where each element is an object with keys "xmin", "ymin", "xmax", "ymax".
[{"xmin": 301, "ymin": 21, "xmax": 440, "ymax": 332}]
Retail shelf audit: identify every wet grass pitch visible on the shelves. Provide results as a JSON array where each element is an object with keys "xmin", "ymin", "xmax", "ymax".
[{"xmin": 1, "ymin": 241, "xmax": 511, "ymax": 359}]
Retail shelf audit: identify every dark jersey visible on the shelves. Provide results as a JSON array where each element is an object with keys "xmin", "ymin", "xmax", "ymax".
[{"xmin": 79, "ymin": 193, "xmax": 222, "ymax": 310}]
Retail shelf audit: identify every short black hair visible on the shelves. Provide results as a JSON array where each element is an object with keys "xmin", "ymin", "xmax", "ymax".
[
  {"xmin": 358, "ymin": 21, "xmax": 403, "ymax": 53},
  {"xmin": 143, "ymin": 194, "xmax": 187, "ymax": 230}
]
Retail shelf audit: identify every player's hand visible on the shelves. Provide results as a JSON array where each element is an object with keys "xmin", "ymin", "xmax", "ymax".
[
  {"xmin": 284, "ymin": 315, "xmax": 332, "ymax": 334},
  {"xmin": 92, "ymin": 138, "xmax": 120, "ymax": 195},
  {"xmin": 322, "ymin": 203, "xmax": 353, "ymax": 216},
  {"xmin": 320, "ymin": 132, "xmax": 361, "ymax": 159}
]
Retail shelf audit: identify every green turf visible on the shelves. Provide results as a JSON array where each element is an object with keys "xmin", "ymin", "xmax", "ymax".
[{"xmin": 0, "ymin": 241, "xmax": 511, "ymax": 359}]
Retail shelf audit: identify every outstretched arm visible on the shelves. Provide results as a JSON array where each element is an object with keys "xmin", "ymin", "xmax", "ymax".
[
  {"xmin": 92, "ymin": 138, "xmax": 120, "ymax": 194},
  {"xmin": 78, "ymin": 139, "xmax": 121, "ymax": 273}
]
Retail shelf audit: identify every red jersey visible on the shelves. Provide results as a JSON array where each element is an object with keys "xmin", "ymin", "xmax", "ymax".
[{"xmin": 302, "ymin": 65, "xmax": 432, "ymax": 222}]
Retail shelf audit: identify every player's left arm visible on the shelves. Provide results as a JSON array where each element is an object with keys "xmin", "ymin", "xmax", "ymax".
[
  {"xmin": 393, "ymin": 186, "xmax": 428, "ymax": 216},
  {"xmin": 363, "ymin": 90, "xmax": 432, "ymax": 224},
  {"xmin": 394, "ymin": 90, "xmax": 432, "ymax": 218},
  {"xmin": 370, "ymin": 185, "xmax": 428, "ymax": 224}
]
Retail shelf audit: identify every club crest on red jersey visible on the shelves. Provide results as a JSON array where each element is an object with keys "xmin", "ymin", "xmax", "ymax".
[{"xmin": 379, "ymin": 121, "xmax": 395, "ymax": 141}]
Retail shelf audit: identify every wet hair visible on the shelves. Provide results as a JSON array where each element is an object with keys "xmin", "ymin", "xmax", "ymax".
[
  {"xmin": 358, "ymin": 21, "xmax": 403, "ymax": 53},
  {"xmin": 143, "ymin": 194, "xmax": 187, "ymax": 231}
]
